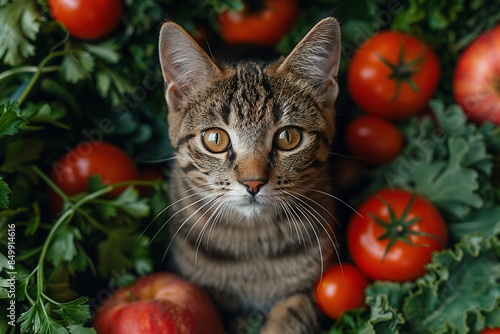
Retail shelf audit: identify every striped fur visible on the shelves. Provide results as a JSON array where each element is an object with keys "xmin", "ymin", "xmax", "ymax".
[{"xmin": 159, "ymin": 17, "xmax": 342, "ymax": 333}]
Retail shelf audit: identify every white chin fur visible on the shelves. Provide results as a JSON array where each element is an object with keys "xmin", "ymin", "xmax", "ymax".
[{"xmin": 224, "ymin": 190, "xmax": 276, "ymax": 220}]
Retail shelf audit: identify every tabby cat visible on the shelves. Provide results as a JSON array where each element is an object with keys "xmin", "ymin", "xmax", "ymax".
[{"xmin": 159, "ymin": 17, "xmax": 342, "ymax": 333}]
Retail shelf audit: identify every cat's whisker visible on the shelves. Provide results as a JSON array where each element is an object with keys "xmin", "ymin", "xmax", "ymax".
[
  {"xmin": 298, "ymin": 187, "xmax": 364, "ymax": 219},
  {"xmin": 287, "ymin": 191, "xmax": 343, "ymax": 269},
  {"xmin": 184, "ymin": 195, "xmax": 222, "ymax": 243},
  {"xmin": 144, "ymin": 182, "xmax": 215, "ymax": 239},
  {"xmin": 138, "ymin": 188, "xmax": 204, "ymax": 243},
  {"xmin": 288, "ymin": 190, "xmax": 340, "ymax": 238},
  {"xmin": 284, "ymin": 194, "xmax": 325, "ymax": 281},
  {"xmin": 285, "ymin": 191, "xmax": 334, "ymax": 246},
  {"xmin": 157, "ymin": 193, "xmax": 219, "ymax": 264},
  {"xmin": 173, "ymin": 183, "xmax": 213, "ymax": 200},
  {"xmin": 150, "ymin": 183, "xmax": 212, "ymax": 228},
  {"xmin": 206, "ymin": 200, "xmax": 229, "ymax": 248},
  {"xmin": 279, "ymin": 199, "xmax": 306, "ymax": 246},
  {"xmin": 136, "ymin": 156, "xmax": 177, "ymax": 164},
  {"xmin": 297, "ymin": 176, "xmax": 335, "ymax": 183},
  {"xmin": 191, "ymin": 198, "xmax": 226, "ymax": 269},
  {"xmin": 171, "ymin": 193, "xmax": 219, "ymax": 247},
  {"xmin": 286, "ymin": 202, "xmax": 313, "ymax": 248}
]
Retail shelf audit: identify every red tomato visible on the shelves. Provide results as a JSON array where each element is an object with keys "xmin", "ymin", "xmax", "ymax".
[
  {"xmin": 218, "ymin": 0, "xmax": 299, "ymax": 48},
  {"xmin": 345, "ymin": 116, "xmax": 404, "ymax": 165},
  {"xmin": 481, "ymin": 328, "xmax": 500, "ymax": 334},
  {"xmin": 347, "ymin": 188, "xmax": 448, "ymax": 282},
  {"xmin": 348, "ymin": 31, "xmax": 441, "ymax": 120},
  {"xmin": 49, "ymin": 0, "xmax": 123, "ymax": 40},
  {"xmin": 453, "ymin": 25, "xmax": 500, "ymax": 125},
  {"xmin": 315, "ymin": 263, "xmax": 369, "ymax": 320},
  {"xmin": 48, "ymin": 141, "xmax": 138, "ymax": 213}
]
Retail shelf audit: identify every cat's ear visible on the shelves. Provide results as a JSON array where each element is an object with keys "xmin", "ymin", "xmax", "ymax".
[
  {"xmin": 278, "ymin": 17, "xmax": 342, "ymax": 103},
  {"xmin": 159, "ymin": 22, "xmax": 220, "ymax": 105}
]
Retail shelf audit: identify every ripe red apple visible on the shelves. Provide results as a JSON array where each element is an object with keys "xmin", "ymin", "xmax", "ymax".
[
  {"xmin": 93, "ymin": 272, "xmax": 224, "ymax": 334},
  {"xmin": 453, "ymin": 25, "xmax": 500, "ymax": 125}
]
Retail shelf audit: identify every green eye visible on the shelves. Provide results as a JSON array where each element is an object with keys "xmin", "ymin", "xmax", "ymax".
[
  {"xmin": 274, "ymin": 127, "xmax": 302, "ymax": 151},
  {"xmin": 202, "ymin": 128, "xmax": 230, "ymax": 153}
]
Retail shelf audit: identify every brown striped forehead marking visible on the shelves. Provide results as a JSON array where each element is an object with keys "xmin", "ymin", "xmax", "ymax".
[{"xmin": 229, "ymin": 62, "xmax": 275, "ymax": 129}]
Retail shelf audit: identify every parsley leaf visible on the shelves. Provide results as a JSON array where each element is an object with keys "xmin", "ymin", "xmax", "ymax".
[
  {"xmin": 67, "ymin": 324, "xmax": 96, "ymax": 334},
  {"xmin": 0, "ymin": 176, "xmax": 10, "ymax": 209},
  {"xmin": 47, "ymin": 226, "xmax": 81, "ymax": 267},
  {"xmin": 83, "ymin": 40, "xmax": 121, "ymax": 63},
  {"xmin": 0, "ymin": 0, "xmax": 41, "ymax": 65},
  {"xmin": 112, "ymin": 187, "xmax": 150, "ymax": 218},
  {"xmin": 52, "ymin": 296, "xmax": 92, "ymax": 325},
  {"xmin": 60, "ymin": 49, "xmax": 95, "ymax": 84},
  {"xmin": 0, "ymin": 101, "xmax": 23, "ymax": 136},
  {"xmin": 1, "ymin": 138, "xmax": 43, "ymax": 172},
  {"xmin": 96, "ymin": 227, "xmax": 137, "ymax": 277}
]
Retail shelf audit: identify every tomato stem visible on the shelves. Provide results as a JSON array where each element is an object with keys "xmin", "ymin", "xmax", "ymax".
[
  {"xmin": 369, "ymin": 193, "xmax": 442, "ymax": 262},
  {"xmin": 377, "ymin": 41, "xmax": 424, "ymax": 101}
]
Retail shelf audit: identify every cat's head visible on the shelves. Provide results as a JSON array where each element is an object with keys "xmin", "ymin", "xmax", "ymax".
[{"xmin": 159, "ymin": 18, "xmax": 341, "ymax": 218}]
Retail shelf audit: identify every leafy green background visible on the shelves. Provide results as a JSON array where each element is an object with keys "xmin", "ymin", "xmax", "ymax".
[{"xmin": 0, "ymin": 0, "xmax": 499, "ymax": 333}]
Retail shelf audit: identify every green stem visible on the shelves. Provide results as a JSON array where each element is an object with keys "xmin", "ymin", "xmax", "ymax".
[
  {"xmin": 35, "ymin": 207, "xmax": 74, "ymax": 299},
  {"xmin": 28, "ymin": 167, "xmax": 157, "ymax": 305},
  {"xmin": 76, "ymin": 208, "xmax": 109, "ymax": 234},
  {"xmin": 31, "ymin": 165, "xmax": 70, "ymax": 204},
  {"xmin": 17, "ymin": 50, "xmax": 68, "ymax": 106},
  {"xmin": 34, "ymin": 185, "xmax": 114, "ymax": 300},
  {"xmin": 24, "ymin": 270, "xmax": 36, "ymax": 305},
  {"xmin": 0, "ymin": 65, "xmax": 59, "ymax": 82}
]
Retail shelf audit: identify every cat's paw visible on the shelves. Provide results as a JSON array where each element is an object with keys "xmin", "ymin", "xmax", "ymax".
[{"xmin": 259, "ymin": 294, "xmax": 318, "ymax": 334}]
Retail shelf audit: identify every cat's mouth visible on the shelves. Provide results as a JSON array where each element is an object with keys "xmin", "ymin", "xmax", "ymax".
[
  {"xmin": 238, "ymin": 195, "xmax": 264, "ymax": 210},
  {"xmin": 225, "ymin": 192, "xmax": 270, "ymax": 215}
]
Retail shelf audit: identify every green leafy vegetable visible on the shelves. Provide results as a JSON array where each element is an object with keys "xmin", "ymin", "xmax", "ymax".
[
  {"xmin": 0, "ymin": 177, "xmax": 10, "ymax": 209},
  {"xmin": 402, "ymin": 234, "xmax": 500, "ymax": 333},
  {"xmin": 0, "ymin": 0, "xmax": 41, "ymax": 65},
  {"xmin": 363, "ymin": 100, "xmax": 498, "ymax": 228},
  {"xmin": 0, "ymin": 101, "xmax": 23, "ymax": 136},
  {"xmin": 329, "ymin": 235, "xmax": 500, "ymax": 334}
]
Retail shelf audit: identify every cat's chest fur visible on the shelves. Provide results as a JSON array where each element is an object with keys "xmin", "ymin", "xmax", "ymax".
[{"xmin": 159, "ymin": 17, "xmax": 341, "ymax": 333}]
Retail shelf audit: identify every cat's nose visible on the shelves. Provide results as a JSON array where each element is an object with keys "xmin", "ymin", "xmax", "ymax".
[{"xmin": 241, "ymin": 179, "xmax": 267, "ymax": 196}]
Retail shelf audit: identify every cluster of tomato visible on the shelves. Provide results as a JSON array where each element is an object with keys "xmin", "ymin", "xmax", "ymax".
[
  {"xmin": 315, "ymin": 25, "xmax": 500, "ymax": 325},
  {"xmin": 48, "ymin": 0, "xmax": 299, "ymax": 47}
]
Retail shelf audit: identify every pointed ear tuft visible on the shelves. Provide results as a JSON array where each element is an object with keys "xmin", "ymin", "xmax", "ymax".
[
  {"xmin": 159, "ymin": 22, "xmax": 220, "ymax": 105},
  {"xmin": 278, "ymin": 17, "xmax": 342, "ymax": 102}
]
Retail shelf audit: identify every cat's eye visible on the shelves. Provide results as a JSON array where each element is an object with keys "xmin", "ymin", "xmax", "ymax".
[
  {"xmin": 202, "ymin": 128, "xmax": 231, "ymax": 153},
  {"xmin": 274, "ymin": 127, "xmax": 302, "ymax": 151}
]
